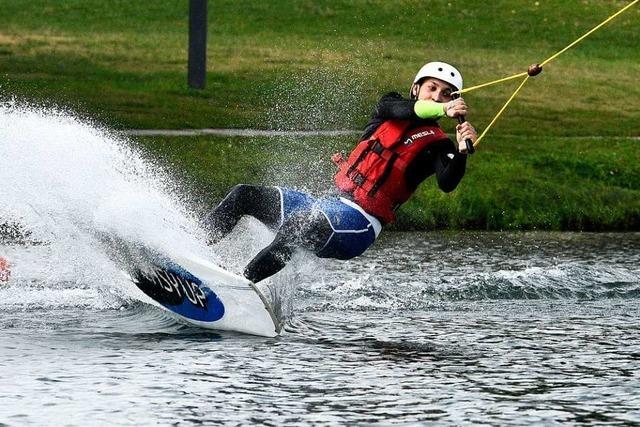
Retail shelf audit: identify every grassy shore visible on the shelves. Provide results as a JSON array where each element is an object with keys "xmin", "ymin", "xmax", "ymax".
[
  {"xmin": 136, "ymin": 133, "xmax": 639, "ymax": 231},
  {"xmin": 1, "ymin": 1, "xmax": 639, "ymax": 230}
]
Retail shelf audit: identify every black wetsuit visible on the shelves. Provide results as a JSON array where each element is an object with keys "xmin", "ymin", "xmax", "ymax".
[{"xmin": 205, "ymin": 92, "xmax": 467, "ymax": 283}]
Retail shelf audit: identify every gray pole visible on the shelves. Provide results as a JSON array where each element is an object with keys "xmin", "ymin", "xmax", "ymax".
[{"xmin": 188, "ymin": 0, "xmax": 207, "ymax": 89}]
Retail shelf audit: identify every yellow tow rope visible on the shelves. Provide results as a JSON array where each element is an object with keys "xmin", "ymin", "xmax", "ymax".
[{"xmin": 454, "ymin": 0, "xmax": 638, "ymax": 147}]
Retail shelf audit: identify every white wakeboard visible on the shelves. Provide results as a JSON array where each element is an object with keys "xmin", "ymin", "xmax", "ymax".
[{"xmin": 127, "ymin": 250, "xmax": 281, "ymax": 338}]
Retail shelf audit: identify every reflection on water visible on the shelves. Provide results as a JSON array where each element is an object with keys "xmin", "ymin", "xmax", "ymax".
[{"xmin": 1, "ymin": 232, "xmax": 640, "ymax": 425}]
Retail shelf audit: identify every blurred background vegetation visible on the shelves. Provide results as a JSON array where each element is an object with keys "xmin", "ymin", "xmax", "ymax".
[{"xmin": 1, "ymin": 0, "xmax": 638, "ymax": 230}]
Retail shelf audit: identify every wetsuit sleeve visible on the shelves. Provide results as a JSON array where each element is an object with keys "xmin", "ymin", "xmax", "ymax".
[
  {"xmin": 414, "ymin": 101, "xmax": 446, "ymax": 119},
  {"xmin": 361, "ymin": 92, "xmax": 418, "ymax": 139},
  {"xmin": 434, "ymin": 141, "xmax": 467, "ymax": 193},
  {"xmin": 361, "ymin": 92, "xmax": 446, "ymax": 140},
  {"xmin": 373, "ymin": 92, "xmax": 418, "ymax": 120}
]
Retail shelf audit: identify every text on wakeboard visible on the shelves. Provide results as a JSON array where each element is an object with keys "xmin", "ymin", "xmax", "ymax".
[{"xmin": 141, "ymin": 267, "xmax": 208, "ymax": 309}]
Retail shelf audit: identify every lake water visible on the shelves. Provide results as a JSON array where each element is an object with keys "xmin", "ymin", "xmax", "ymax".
[{"xmin": 1, "ymin": 232, "xmax": 639, "ymax": 426}]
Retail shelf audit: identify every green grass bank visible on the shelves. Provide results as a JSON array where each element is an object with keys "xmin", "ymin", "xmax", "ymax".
[
  {"xmin": 137, "ymin": 134, "xmax": 639, "ymax": 231},
  {"xmin": 1, "ymin": 0, "xmax": 639, "ymax": 230}
]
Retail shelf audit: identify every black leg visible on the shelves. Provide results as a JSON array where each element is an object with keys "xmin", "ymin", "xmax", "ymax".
[
  {"xmin": 204, "ymin": 184, "xmax": 282, "ymax": 243},
  {"xmin": 244, "ymin": 209, "xmax": 333, "ymax": 283}
]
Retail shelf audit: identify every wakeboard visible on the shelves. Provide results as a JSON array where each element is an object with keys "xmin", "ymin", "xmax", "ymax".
[{"xmin": 125, "ymin": 249, "xmax": 281, "ymax": 338}]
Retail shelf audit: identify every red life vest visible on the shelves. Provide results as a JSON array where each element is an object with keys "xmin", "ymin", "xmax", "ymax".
[{"xmin": 332, "ymin": 120, "xmax": 448, "ymax": 224}]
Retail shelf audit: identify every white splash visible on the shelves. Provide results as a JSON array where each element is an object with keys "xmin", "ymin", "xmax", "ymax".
[{"xmin": 0, "ymin": 102, "xmax": 213, "ymax": 309}]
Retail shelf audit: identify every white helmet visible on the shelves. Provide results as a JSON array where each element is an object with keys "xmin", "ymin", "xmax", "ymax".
[{"xmin": 411, "ymin": 61, "xmax": 463, "ymax": 96}]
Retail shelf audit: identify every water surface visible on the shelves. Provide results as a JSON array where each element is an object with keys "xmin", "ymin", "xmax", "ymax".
[{"xmin": 1, "ymin": 232, "xmax": 639, "ymax": 426}]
